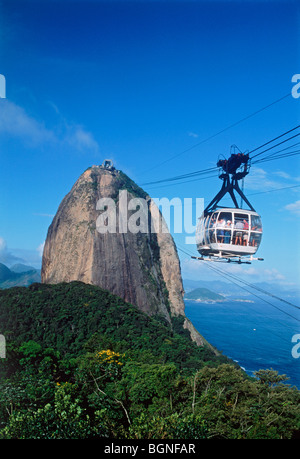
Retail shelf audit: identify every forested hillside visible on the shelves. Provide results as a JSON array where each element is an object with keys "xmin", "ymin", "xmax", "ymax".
[{"xmin": 0, "ymin": 282, "xmax": 299, "ymax": 439}]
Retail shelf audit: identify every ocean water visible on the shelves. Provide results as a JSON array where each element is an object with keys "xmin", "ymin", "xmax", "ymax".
[{"xmin": 185, "ymin": 298, "xmax": 300, "ymax": 389}]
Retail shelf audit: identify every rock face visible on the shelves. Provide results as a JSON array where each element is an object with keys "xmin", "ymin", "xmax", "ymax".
[{"xmin": 41, "ymin": 165, "xmax": 206, "ymax": 346}]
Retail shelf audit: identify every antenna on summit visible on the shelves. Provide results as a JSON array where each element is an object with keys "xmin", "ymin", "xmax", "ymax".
[{"xmin": 100, "ymin": 159, "xmax": 115, "ymax": 171}]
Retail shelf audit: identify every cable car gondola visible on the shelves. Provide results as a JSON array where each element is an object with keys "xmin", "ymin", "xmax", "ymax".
[{"xmin": 195, "ymin": 151, "xmax": 263, "ymax": 264}]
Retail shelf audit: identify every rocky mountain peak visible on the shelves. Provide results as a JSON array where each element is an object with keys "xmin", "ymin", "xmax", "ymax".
[{"xmin": 41, "ymin": 163, "xmax": 205, "ymax": 345}]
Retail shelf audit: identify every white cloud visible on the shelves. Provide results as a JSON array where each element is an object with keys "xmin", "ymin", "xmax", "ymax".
[
  {"xmin": 0, "ymin": 237, "xmax": 7, "ymax": 253},
  {"xmin": 262, "ymin": 268, "xmax": 286, "ymax": 282},
  {"xmin": 244, "ymin": 167, "xmax": 280, "ymax": 191},
  {"xmin": 181, "ymin": 256, "xmax": 287, "ymax": 285},
  {"xmin": 0, "ymin": 236, "xmax": 44, "ymax": 268},
  {"xmin": 0, "ymin": 236, "xmax": 25, "ymax": 266},
  {"xmin": 274, "ymin": 171, "xmax": 291, "ymax": 180},
  {"xmin": 0, "ymin": 100, "xmax": 55, "ymax": 146},
  {"xmin": 244, "ymin": 167, "xmax": 300, "ymax": 197},
  {"xmin": 0, "ymin": 99, "xmax": 100, "ymax": 154},
  {"xmin": 273, "ymin": 170, "xmax": 300, "ymax": 183},
  {"xmin": 65, "ymin": 125, "xmax": 100, "ymax": 154},
  {"xmin": 33, "ymin": 213, "xmax": 55, "ymax": 218},
  {"xmin": 37, "ymin": 241, "xmax": 45, "ymax": 258},
  {"xmin": 284, "ymin": 200, "xmax": 300, "ymax": 215}
]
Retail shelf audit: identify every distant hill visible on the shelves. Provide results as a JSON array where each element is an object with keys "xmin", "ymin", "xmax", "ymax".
[
  {"xmin": 184, "ymin": 287, "xmax": 225, "ymax": 302},
  {"xmin": 0, "ymin": 263, "xmax": 41, "ymax": 289},
  {"xmin": 0, "ymin": 263, "xmax": 12, "ymax": 282},
  {"xmin": 183, "ymin": 279, "xmax": 300, "ymax": 300},
  {"xmin": 10, "ymin": 263, "xmax": 39, "ymax": 274},
  {"xmin": 183, "ymin": 279, "xmax": 244, "ymax": 296}
]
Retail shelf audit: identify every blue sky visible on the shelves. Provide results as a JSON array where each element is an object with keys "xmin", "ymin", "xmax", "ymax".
[{"xmin": 0, "ymin": 0, "xmax": 300, "ymax": 287}]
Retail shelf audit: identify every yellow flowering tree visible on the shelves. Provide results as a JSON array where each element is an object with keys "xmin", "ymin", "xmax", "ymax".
[
  {"xmin": 95, "ymin": 349, "xmax": 125, "ymax": 380},
  {"xmin": 76, "ymin": 349, "xmax": 130, "ymax": 428}
]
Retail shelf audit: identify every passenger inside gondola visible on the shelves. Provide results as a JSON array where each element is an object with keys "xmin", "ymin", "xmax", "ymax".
[
  {"xmin": 249, "ymin": 225, "xmax": 262, "ymax": 246},
  {"xmin": 224, "ymin": 220, "xmax": 232, "ymax": 243},
  {"xmin": 250, "ymin": 215, "xmax": 262, "ymax": 246},
  {"xmin": 242, "ymin": 219, "xmax": 249, "ymax": 246},
  {"xmin": 216, "ymin": 218, "xmax": 225, "ymax": 242},
  {"xmin": 233, "ymin": 214, "xmax": 249, "ymax": 245},
  {"xmin": 196, "ymin": 209, "xmax": 262, "ymax": 259},
  {"xmin": 209, "ymin": 215, "xmax": 216, "ymax": 242},
  {"xmin": 234, "ymin": 219, "xmax": 244, "ymax": 245}
]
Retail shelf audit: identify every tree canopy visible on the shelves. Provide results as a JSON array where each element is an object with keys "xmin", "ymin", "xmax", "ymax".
[{"xmin": 0, "ymin": 281, "xmax": 299, "ymax": 439}]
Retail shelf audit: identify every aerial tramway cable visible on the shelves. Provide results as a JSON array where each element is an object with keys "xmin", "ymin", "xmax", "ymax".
[
  {"xmin": 249, "ymin": 124, "xmax": 300, "ymax": 158},
  {"xmin": 250, "ymin": 131, "xmax": 300, "ymax": 160},
  {"xmin": 177, "ymin": 246, "xmax": 298, "ymax": 346},
  {"xmin": 176, "ymin": 245, "xmax": 300, "ymax": 325},
  {"xmin": 141, "ymin": 92, "xmax": 292, "ymax": 175},
  {"xmin": 204, "ymin": 263, "xmax": 300, "ymax": 316},
  {"xmin": 141, "ymin": 126, "xmax": 300, "ymax": 189},
  {"xmin": 142, "ymin": 97, "xmax": 300, "ymax": 338}
]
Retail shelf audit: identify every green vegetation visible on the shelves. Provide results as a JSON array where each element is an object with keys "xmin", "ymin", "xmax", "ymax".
[
  {"xmin": 0, "ymin": 281, "xmax": 299, "ymax": 439},
  {"xmin": 118, "ymin": 170, "xmax": 148, "ymax": 200}
]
